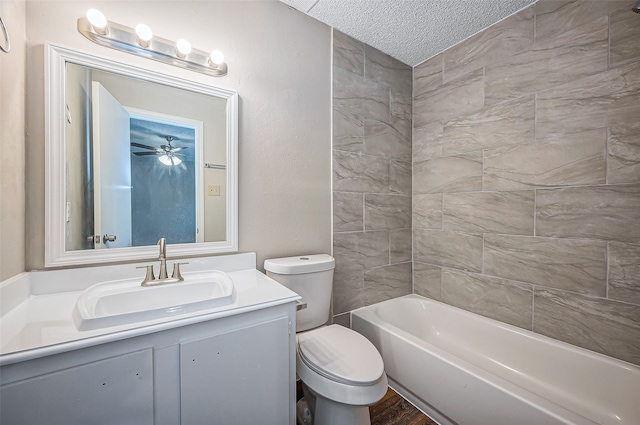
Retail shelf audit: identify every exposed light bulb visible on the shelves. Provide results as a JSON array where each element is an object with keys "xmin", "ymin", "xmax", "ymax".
[
  {"xmin": 176, "ymin": 39, "xmax": 191, "ymax": 58},
  {"xmin": 135, "ymin": 24, "xmax": 153, "ymax": 47},
  {"xmin": 86, "ymin": 9, "xmax": 108, "ymax": 35},
  {"xmin": 209, "ymin": 50, "xmax": 224, "ymax": 66}
]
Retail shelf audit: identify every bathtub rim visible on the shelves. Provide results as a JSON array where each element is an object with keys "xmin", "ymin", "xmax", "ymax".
[
  {"xmin": 351, "ymin": 294, "xmax": 640, "ymax": 371},
  {"xmin": 351, "ymin": 294, "xmax": 640, "ymax": 425}
]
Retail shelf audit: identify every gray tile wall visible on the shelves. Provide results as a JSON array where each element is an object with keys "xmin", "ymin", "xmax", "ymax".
[
  {"xmin": 332, "ymin": 30, "xmax": 413, "ymax": 318},
  {"xmin": 412, "ymin": 0, "xmax": 640, "ymax": 366}
]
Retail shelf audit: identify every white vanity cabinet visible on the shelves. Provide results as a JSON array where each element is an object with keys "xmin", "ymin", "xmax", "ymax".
[
  {"xmin": 0, "ymin": 303, "xmax": 297, "ymax": 425},
  {"xmin": 1, "ymin": 349, "xmax": 155, "ymax": 424},
  {"xmin": 180, "ymin": 315, "xmax": 291, "ymax": 424}
]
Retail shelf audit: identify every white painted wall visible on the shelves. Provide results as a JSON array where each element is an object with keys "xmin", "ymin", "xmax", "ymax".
[
  {"xmin": 0, "ymin": 0, "xmax": 26, "ymax": 280},
  {"xmin": 23, "ymin": 0, "xmax": 332, "ymax": 270}
]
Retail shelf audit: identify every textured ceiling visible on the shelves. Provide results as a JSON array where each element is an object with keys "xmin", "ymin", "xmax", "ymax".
[{"xmin": 280, "ymin": 0, "xmax": 538, "ymax": 66}]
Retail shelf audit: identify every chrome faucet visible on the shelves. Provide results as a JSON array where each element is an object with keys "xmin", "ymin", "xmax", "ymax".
[
  {"xmin": 157, "ymin": 238, "xmax": 168, "ymax": 279},
  {"xmin": 138, "ymin": 238, "xmax": 188, "ymax": 286}
]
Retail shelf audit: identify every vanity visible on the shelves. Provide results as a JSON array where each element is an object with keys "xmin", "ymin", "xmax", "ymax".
[
  {"xmin": 0, "ymin": 253, "xmax": 299, "ymax": 425},
  {"xmin": 0, "ymin": 27, "xmax": 302, "ymax": 424}
]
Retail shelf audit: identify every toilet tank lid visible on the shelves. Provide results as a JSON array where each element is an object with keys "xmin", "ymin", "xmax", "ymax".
[{"xmin": 264, "ymin": 254, "xmax": 335, "ymax": 274}]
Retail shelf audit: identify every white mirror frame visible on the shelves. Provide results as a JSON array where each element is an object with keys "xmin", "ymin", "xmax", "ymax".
[{"xmin": 45, "ymin": 42, "xmax": 238, "ymax": 267}]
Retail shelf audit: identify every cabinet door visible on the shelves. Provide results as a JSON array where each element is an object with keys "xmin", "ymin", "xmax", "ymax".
[
  {"xmin": 180, "ymin": 316, "xmax": 290, "ymax": 425},
  {"xmin": 0, "ymin": 349, "xmax": 153, "ymax": 425}
]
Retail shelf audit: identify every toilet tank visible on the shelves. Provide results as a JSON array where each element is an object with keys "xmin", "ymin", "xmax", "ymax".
[{"xmin": 264, "ymin": 255, "xmax": 335, "ymax": 332}]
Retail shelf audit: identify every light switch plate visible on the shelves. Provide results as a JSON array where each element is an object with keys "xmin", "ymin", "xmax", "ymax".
[{"xmin": 207, "ymin": 185, "xmax": 220, "ymax": 196}]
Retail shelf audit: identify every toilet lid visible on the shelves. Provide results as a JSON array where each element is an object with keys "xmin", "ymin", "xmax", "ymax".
[{"xmin": 297, "ymin": 325, "xmax": 384, "ymax": 386}]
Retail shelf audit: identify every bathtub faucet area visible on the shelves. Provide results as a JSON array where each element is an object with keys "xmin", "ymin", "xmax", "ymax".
[{"xmin": 138, "ymin": 238, "xmax": 188, "ymax": 286}]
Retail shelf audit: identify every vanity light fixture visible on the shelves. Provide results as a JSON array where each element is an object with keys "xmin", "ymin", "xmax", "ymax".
[{"xmin": 77, "ymin": 10, "xmax": 227, "ymax": 77}]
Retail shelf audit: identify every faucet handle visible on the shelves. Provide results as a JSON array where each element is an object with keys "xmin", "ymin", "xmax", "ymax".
[
  {"xmin": 171, "ymin": 262, "xmax": 189, "ymax": 281},
  {"xmin": 137, "ymin": 264, "xmax": 156, "ymax": 286}
]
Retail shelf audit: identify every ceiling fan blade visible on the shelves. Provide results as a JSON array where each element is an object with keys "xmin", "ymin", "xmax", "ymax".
[
  {"xmin": 170, "ymin": 146, "xmax": 189, "ymax": 152},
  {"xmin": 133, "ymin": 151, "xmax": 160, "ymax": 156},
  {"xmin": 131, "ymin": 142, "xmax": 160, "ymax": 151}
]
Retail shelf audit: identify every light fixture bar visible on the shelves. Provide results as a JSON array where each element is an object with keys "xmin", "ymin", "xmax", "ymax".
[{"xmin": 77, "ymin": 17, "xmax": 227, "ymax": 77}]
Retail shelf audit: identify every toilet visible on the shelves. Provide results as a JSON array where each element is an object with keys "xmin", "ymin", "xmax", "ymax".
[{"xmin": 264, "ymin": 254, "xmax": 388, "ymax": 425}]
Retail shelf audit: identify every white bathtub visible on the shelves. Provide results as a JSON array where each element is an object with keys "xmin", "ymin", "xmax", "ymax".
[{"xmin": 351, "ymin": 294, "xmax": 640, "ymax": 425}]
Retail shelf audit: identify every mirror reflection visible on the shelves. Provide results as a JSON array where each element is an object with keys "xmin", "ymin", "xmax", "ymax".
[{"xmin": 64, "ymin": 63, "xmax": 228, "ymax": 252}]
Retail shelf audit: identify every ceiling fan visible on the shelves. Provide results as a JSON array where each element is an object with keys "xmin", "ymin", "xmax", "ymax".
[{"xmin": 131, "ymin": 135, "xmax": 188, "ymax": 166}]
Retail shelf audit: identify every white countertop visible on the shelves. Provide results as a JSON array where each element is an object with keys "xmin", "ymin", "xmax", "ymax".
[{"xmin": 0, "ymin": 253, "xmax": 299, "ymax": 365}]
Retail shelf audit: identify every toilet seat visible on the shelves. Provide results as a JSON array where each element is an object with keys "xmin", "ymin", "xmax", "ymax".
[
  {"xmin": 297, "ymin": 325, "xmax": 385, "ymax": 386},
  {"xmin": 296, "ymin": 325, "xmax": 388, "ymax": 406}
]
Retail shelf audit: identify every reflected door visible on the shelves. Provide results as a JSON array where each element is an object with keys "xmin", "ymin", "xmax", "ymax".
[{"xmin": 91, "ymin": 82, "xmax": 132, "ymax": 249}]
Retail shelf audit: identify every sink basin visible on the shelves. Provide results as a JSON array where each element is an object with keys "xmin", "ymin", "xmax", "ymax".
[{"xmin": 73, "ymin": 270, "xmax": 235, "ymax": 330}]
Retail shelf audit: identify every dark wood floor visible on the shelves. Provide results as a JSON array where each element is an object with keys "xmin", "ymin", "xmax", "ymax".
[
  {"xmin": 297, "ymin": 381, "xmax": 437, "ymax": 425},
  {"xmin": 370, "ymin": 388, "xmax": 438, "ymax": 425}
]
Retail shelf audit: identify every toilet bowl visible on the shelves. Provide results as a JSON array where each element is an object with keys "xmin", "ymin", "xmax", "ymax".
[
  {"xmin": 296, "ymin": 325, "xmax": 388, "ymax": 425},
  {"xmin": 264, "ymin": 255, "xmax": 388, "ymax": 425}
]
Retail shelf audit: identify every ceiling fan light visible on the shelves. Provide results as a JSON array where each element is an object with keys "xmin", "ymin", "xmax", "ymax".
[
  {"xmin": 158, "ymin": 154, "xmax": 182, "ymax": 166},
  {"xmin": 158, "ymin": 155, "xmax": 173, "ymax": 166}
]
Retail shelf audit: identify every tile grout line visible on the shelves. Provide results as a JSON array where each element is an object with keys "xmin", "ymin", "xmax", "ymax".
[
  {"xmin": 388, "ymin": 230, "xmax": 391, "ymax": 266},
  {"xmin": 431, "ymin": 262, "xmax": 628, "ymax": 304},
  {"xmin": 482, "ymin": 66, "xmax": 486, "ymax": 109},
  {"xmin": 605, "ymin": 242, "xmax": 609, "ymax": 299},
  {"xmin": 441, "ymin": 192, "xmax": 444, "ymax": 231},
  {"xmin": 482, "ymin": 232, "xmax": 485, "ymax": 275},
  {"xmin": 362, "ymin": 192, "xmax": 366, "ymax": 233},
  {"xmin": 411, "ymin": 55, "xmax": 415, "ymax": 299},
  {"xmin": 605, "ymin": 126, "xmax": 610, "ymax": 185},
  {"xmin": 607, "ymin": 11, "xmax": 611, "ymax": 71},
  {"xmin": 363, "ymin": 42, "xmax": 366, "ymax": 79},
  {"xmin": 534, "ymin": 91, "xmax": 537, "ymax": 142},
  {"xmin": 531, "ymin": 286, "xmax": 536, "ymax": 332},
  {"xmin": 533, "ymin": 5, "xmax": 536, "ymax": 45},
  {"xmin": 533, "ymin": 188, "xmax": 537, "ymax": 236}
]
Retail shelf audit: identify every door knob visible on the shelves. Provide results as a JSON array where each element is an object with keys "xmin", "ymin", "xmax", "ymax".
[{"xmin": 103, "ymin": 234, "xmax": 117, "ymax": 243}]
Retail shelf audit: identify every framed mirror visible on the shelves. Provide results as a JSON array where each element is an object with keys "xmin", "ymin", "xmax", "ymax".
[{"xmin": 45, "ymin": 42, "xmax": 238, "ymax": 267}]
